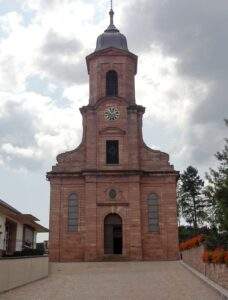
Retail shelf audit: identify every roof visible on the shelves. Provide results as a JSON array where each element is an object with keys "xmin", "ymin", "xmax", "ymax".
[
  {"xmin": 0, "ymin": 199, "xmax": 21, "ymax": 215},
  {"xmin": 95, "ymin": 9, "xmax": 129, "ymax": 52},
  {"xmin": 0, "ymin": 199, "xmax": 49, "ymax": 233}
]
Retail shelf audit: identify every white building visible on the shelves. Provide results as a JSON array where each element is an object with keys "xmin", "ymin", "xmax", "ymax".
[{"xmin": 0, "ymin": 199, "xmax": 48, "ymax": 256}]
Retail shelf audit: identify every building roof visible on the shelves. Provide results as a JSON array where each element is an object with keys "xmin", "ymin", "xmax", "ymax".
[
  {"xmin": 95, "ymin": 8, "xmax": 128, "ymax": 52},
  {"xmin": 0, "ymin": 199, "xmax": 49, "ymax": 233},
  {"xmin": 0, "ymin": 199, "xmax": 21, "ymax": 215}
]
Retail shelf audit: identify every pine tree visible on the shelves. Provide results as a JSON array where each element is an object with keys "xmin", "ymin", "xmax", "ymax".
[
  {"xmin": 178, "ymin": 166, "xmax": 208, "ymax": 229},
  {"xmin": 205, "ymin": 120, "xmax": 228, "ymax": 231}
]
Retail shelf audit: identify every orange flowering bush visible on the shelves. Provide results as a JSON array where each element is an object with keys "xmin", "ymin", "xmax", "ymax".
[
  {"xmin": 211, "ymin": 249, "xmax": 225, "ymax": 263},
  {"xmin": 202, "ymin": 250, "xmax": 212, "ymax": 263},
  {"xmin": 179, "ymin": 235, "xmax": 204, "ymax": 252},
  {"xmin": 180, "ymin": 234, "xmax": 228, "ymax": 264},
  {"xmin": 202, "ymin": 249, "xmax": 228, "ymax": 264}
]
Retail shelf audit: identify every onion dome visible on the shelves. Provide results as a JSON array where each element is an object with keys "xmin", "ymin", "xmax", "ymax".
[{"xmin": 95, "ymin": 8, "xmax": 129, "ymax": 52}]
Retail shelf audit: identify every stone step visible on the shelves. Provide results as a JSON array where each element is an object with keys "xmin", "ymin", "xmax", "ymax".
[{"xmin": 102, "ymin": 255, "xmax": 129, "ymax": 261}]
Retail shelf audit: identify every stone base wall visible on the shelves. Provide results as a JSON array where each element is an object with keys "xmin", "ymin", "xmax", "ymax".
[
  {"xmin": 182, "ymin": 246, "xmax": 205, "ymax": 274},
  {"xmin": 182, "ymin": 246, "xmax": 228, "ymax": 289},
  {"xmin": 206, "ymin": 263, "xmax": 228, "ymax": 290},
  {"xmin": 49, "ymin": 174, "xmax": 179, "ymax": 262},
  {"xmin": 0, "ymin": 256, "xmax": 49, "ymax": 293}
]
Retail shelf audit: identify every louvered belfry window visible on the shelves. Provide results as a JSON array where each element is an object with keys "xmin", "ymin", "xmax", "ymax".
[
  {"xmin": 106, "ymin": 70, "xmax": 118, "ymax": 96},
  {"xmin": 106, "ymin": 140, "xmax": 119, "ymax": 164},
  {"xmin": 148, "ymin": 193, "xmax": 159, "ymax": 232},
  {"xmin": 68, "ymin": 193, "xmax": 78, "ymax": 232}
]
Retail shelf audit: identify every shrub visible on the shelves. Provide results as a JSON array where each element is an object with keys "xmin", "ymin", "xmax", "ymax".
[
  {"xmin": 211, "ymin": 249, "xmax": 225, "ymax": 264},
  {"xmin": 204, "ymin": 231, "xmax": 228, "ymax": 251},
  {"xmin": 179, "ymin": 235, "xmax": 204, "ymax": 251},
  {"xmin": 202, "ymin": 250, "xmax": 212, "ymax": 263},
  {"xmin": 179, "ymin": 226, "xmax": 210, "ymax": 243},
  {"xmin": 203, "ymin": 249, "xmax": 228, "ymax": 264}
]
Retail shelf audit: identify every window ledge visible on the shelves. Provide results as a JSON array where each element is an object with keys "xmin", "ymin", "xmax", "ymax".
[{"xmin": 148, "ymin": 231, "xmax": 160, "ymax": 234}]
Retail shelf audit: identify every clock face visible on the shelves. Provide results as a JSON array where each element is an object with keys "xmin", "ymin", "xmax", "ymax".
[{"xmin": 104, "ymin": 107, "xmax": 119, "ymax": 121}]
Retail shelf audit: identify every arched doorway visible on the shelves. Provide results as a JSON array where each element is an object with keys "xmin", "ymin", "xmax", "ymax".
[{"xmin": 104, "ymin": 214, "xmax": 122, "ymax": 255}]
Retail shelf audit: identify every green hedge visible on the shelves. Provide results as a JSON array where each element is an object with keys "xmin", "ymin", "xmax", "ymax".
[{"xmin": 204, "ymin": 231, "xmax": 228, "ymax": 251}]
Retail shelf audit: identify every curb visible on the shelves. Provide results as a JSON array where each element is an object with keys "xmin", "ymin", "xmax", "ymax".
[{"xmin": 181, "ymin": 261, "xmax": 228, "ymax": 300}]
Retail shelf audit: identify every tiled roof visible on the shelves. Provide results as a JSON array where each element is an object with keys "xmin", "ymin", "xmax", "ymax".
[
  {"xmin": 0, "ymin": 199, "xmax": 21, "ymax": 215},
  {"xmin": 0, "ymin": 198, "xmax": 48, "ymax": 232}
]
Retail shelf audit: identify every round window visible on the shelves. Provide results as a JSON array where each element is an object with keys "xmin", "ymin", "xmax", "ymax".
[{"xmin": 109, "ymin": 189, "xmax": 117, "ymax": 199}]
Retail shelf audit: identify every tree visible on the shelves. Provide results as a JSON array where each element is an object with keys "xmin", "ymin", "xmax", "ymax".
[
  {"xmin": 178, "ymin": 166, "xmax": 208, "ymax": 229},
  {"xmin": 205, "ymin": 120, "xmax": 228, "ymax": 231}
]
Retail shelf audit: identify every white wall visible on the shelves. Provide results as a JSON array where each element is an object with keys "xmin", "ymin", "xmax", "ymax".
[
  {"xmin": 0, "ymin": 213, "xmax": 6, "ymax": 251},
  {"xmin": 15, "ymin": 223, "xmax": 23, "ymax": 252},
  {"xmin": 0, "ymin": 213, "xmax": 42, "ymax": 252},
  {"xmin": 33, "ymin": 231, "xmax": 37, "ymax": 249}
]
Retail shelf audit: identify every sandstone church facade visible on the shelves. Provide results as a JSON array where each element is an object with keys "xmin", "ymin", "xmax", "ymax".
[{"xmin": 47, "ymin": 8, "xmax": 179, "ymax": 262}]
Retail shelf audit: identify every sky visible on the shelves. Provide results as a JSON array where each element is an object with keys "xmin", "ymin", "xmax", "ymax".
[{"xmin": 0, "ymin": 0, "xmax": 227, "ymax": 242}]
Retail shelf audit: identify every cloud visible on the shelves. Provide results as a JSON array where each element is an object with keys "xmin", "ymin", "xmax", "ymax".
[
  {"xmin": 0, "ymin": 1, "xmax": 100, "ymax": 173},
  {"xmin": 0, "ymin": 11, "xmax": 43, "ymax": 92},
  {"xmin": 122, "ymin": 0, "xmax": 228, "ymax": 172},
  {"xmin": 42, "ymin": 30, "xmax": 82, "ymax": 55},
  {"xmin": 0, "ymin": 101, "xmax": 36, "ymax": 148},
  {"xmin": 38, "ymin": 55, "xmax": 87, "ymax": 85},
  {"xmin": 123, "ymin": 1, "xmax": 228, "ymax": 69},
  {"xmin": 0, "ymin": 91, "xmax": 83, "ymax": 171},
  {"xmin": 0, "ymin": 0, "xmax": 227, "ymax": 176},
  {"xmin": 38, "ymin": 30, "xmax": 88, "ymax": 85}
]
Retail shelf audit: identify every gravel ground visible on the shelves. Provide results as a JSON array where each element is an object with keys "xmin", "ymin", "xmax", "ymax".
[{"xmin": 0, "ymin": 261, "xmax": 220, "ymax": 300}]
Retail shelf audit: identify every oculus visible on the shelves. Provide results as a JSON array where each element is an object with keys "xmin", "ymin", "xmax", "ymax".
[{"xmin": 109, "ymin": 189, "xmax": 117, "ymax": 199}]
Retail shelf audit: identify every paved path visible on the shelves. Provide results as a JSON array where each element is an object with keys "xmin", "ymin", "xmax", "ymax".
[{"xmin": 0, "ymin": 261, "xmax": 221, "ymax": 300}]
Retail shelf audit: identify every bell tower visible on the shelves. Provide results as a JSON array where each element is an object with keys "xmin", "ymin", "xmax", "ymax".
[
  {"xmin": 47, "ymin": 5, "xmax": 179, "ymax": 263},
  {"xmin": 78, "ymin": 7, "xmax": 145, "ymax": 172},
  {"xmin": 86, "ymin": 8, "xmax": 137, "ymax": 105}
]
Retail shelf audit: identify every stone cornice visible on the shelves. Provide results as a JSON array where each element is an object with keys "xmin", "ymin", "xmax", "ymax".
[
  {"xmin": 97, "ymin": 203, "xmax": 129, "ymax": 207},
  {"xmin": 80, "ymin": 101, "xmax": 145, "ymax": 115},
  {"xmin": 86, "ymin": 47, "xmax": 138, "ymax": 74},
  {"xmin": 46, "ymin": 169, "xmax": 179, "ymax": 180},
  {"xmin": 127, "ymin": 105, "xmax": 145, "ymax": 114},
  {"xmin": 99, "ymin": 127, "xmax": 126, "ymax": 135},
  {"xmin": 80, "ymin": 97, "xmax": 128, "ymax": 114}
]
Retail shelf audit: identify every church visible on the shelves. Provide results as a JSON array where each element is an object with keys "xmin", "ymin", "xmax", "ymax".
[{"xmin": 47, "ymin": 7, "xmax": 179, "ymax": 262}]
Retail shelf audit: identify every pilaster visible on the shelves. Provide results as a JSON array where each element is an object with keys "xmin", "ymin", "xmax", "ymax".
[{"xmin": 84, "ymin": 176, "xmax": 97, "ymax": 261}]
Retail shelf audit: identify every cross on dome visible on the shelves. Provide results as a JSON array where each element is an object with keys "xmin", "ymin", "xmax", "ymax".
[{"xmin": 107, "ymin": 0, "xmax": 117, "ymax": 32}]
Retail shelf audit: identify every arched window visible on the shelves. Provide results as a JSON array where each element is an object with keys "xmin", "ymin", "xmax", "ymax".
[
  {"xmin": 148, "ymin": 193, "xmax": 159, "ymax": 232},
  {"xmin": 68, "ymin": 193, "xmax": 79, "ymax": 232},
  {"xmin": 106, "ymin": 70, "xmax": 118, "ymax": 96}
]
